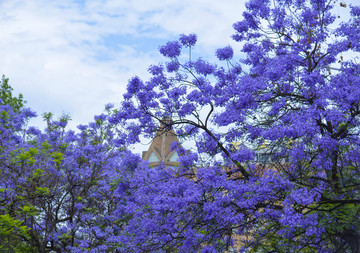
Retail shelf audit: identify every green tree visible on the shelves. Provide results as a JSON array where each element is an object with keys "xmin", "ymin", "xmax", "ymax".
[
  {"xmin": 0, "ymin": 75, "xmax": 25, "ymax": 112},
  {"xmin": 0, "ymin": 76, "xmax": 33, "ymax": 251}
]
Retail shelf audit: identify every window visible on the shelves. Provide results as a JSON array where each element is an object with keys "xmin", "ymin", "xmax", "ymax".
[
  {"xmin": 168, "ymin": 152, "xmax": 179, "ymax": 162},
  {"xmin": 148, "ymin": 152, "xmax": 160, "ymax": 162}
]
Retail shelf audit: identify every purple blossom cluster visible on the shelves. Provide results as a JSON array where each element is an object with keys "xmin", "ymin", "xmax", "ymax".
[
  {"xmin": 216, "ymin": 46, "xmax": 234, "ymax": 61},
  {"xmin": 159, "ymin": 40, "xmax": 182, "ymax": 58},
  {"xmin": 179, "ymin": 33, "xmax": 197, "ymax": 47}
]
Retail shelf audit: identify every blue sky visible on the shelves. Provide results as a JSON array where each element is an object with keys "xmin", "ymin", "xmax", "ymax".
[
  {"xmin": 0, "ymin": 0, "xmax": 246, "ymax": 130},
  {"xmin": 0, "ymin": 0, "xmax": 357, "ymax": 132}
]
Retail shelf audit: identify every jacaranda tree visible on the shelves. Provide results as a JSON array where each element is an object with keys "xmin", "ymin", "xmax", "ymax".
[
  {"xmin": 1, "ymin": 0, "xmax": 360, "ymax": 252},
  {"xmin": 112, "ymin": 0, "xmax": 360, "ymax": 252},
  {"xmin": 0, "ymin": 81, "xmax": 140, "ymax": 252}
]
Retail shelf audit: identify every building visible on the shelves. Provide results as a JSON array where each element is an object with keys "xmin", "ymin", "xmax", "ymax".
[
  {"xmin": 141, "ymin": 120, "xmax": 283, "ymax": 252},
  {"xmin": 142, "ymin": 118, "xmax": 180, "ymax": 169}
]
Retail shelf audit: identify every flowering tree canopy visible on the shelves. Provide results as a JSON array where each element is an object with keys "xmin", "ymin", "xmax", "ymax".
[{"xmin": 1, "ymin": 0, "xmax": 360, "ymax": 252}]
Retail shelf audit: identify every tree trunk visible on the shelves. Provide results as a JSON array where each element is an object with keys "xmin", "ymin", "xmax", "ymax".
[{"xmin": 340, "ymin": 229, "xmax": 360, "ymax": 253}]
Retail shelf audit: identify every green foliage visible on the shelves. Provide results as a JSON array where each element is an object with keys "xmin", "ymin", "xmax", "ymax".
[
  {"xmin": 42, "ymin": 112, "xmax": 53, "ymax": 122},
  {"xmin": 0, "ymin": 75, "xmax": 25, "ymax": 112},
  {"xmin": 32, "ymin": 168, "xmax": 45, "ymax": 180},
  {"xmin": 0, "ymin": 214, "xmax": 29, "ymax": 237},
  {"xmin": 109, "ymin": 179, "xmax": 121, "ymax": 191},
  {"xmin": 35, "ymin": 187, "xmax": 50, "ymax": 196},
  {"xmin": 0, "ymin": 110, "xmax": 9, "ymax": 121},
  {"xmin": 319, "ymin": 203, "xmax": 359, "ymax": 233},
  {"xmin": 58, "ymin": 232, "xmax": 73, "ymax": 243},
  {"xmin": 17, "ymin": 205, "xmax": 38, "ymax": 217},
  {"xmin": 0, "ymin": 214, "xmax": 31, "ymax": 252},
  {"xmin": 16, "ymin": 148, "xmax": 39, "ymax": 166},
  {"xmin": 50, "ymin": 151, "xmax": 64, "ymax": 165},
  {"xmin": 41, "ymin": 141, "xmax": 51, "ymax": 151}
]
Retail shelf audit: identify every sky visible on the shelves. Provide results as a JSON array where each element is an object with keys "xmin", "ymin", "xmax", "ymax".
[
  {"xmin": 0, "ymin": 0, "xmax": 247, "ymax": 131},
  {"xmin": 1, "ymin": 0, "xmax": 357, "ymax": 155}
]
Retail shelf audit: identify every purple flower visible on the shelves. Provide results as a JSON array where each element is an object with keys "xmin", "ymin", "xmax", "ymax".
[
  {"xmin": 178, "ymin": 103, "xmax": 195, "ymax": 117},
  {"xmin": 94, "ymin": 114, "xmax": 106, "ymax": 122},
  {"xmin": 148, "ymin": 65, "xmax": 164, "ymax": 75},
  {"xmin": 105, "ymin": 103, "xmax": 114, "ymax": 110},
  {"xmin": 233, "ymin": 20, "xmax": 249, "ymax": 33},
  {"xmin": 77, "ymin": 124, "xmax": 87, "ymax": 131},
  {"xmin": 179, "ymin": 34, "xmax": 197, "ymax": 47},
  {"xmin": 166, "ymin": 61, "xmax": 180, "ymax": 72},
  {"xmin": 351, "ymin": 6, "xmax": 360, "ymax": 17},
  {"xmin": 193, "ymin": 58, "xmax": 215, "ymax": 76},
  {"xmin": 159, "ymin": 41, "xmax": 182, "ymax": 58},
  {"xmin": 56, "ymin": 120, "xmax": 67, "ymax": 128},
  {"xmin": 27, "ymin": 126, "xmax": 41, "ymax": 136},
  {"xmin": 127, "ymin": 76, "xmax": 143, "ymax": 95},
  {"xmin": 216, "ymin": 46, "xmax": 233, "ymax": 61},
  {"xmin": 22, "ymin": 107, "xmax": 37, "ymax": 118}
]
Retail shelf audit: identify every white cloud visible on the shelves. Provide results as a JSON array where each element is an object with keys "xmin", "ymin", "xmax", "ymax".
[
  {"xmin": 0, "ymin": 0, "xmax": 357, "ymax": 155},
  {"xmin": 0, "ymin": 0, "xmax": 247, "ymax": 130}
]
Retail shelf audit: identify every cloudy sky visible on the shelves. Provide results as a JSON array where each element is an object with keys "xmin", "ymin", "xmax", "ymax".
[{"xmin": 0, "ymin": 0, "xmax": 247, "ymax": 130}]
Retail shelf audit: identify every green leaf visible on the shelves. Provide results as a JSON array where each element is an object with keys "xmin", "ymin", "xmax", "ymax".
[
  {"xmin": 35, "ymin": 187, "xmax": 50, "ymax": 195},
  {"xmin": 17, "ymin": 205, "xmax": 38, "ymax": 217}
]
